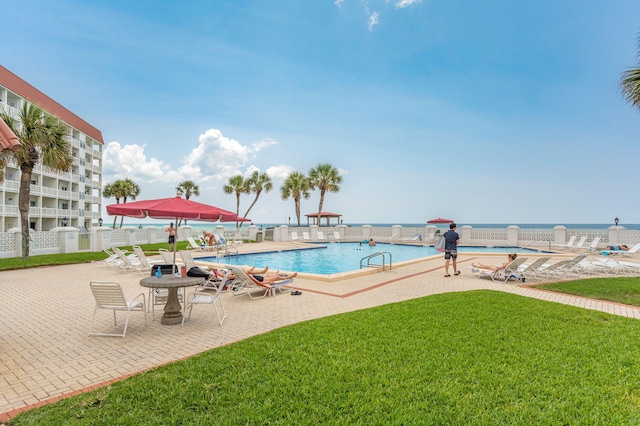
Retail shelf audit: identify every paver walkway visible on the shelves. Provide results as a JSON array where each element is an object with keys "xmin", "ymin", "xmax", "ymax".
[{"xmin": 1, "ymin": 245, "xmax": 639, "ymax": 422}]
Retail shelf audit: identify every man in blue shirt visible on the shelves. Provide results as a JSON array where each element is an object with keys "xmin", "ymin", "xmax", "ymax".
[{"xmin": 443, "ymin": 223, "xmax": 460, "ymax": 277}]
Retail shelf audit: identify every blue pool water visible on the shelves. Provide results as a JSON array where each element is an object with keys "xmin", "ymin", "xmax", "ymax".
[{"xmin": 198, "ymin": 243, "xmax": 543, "ymax": 275}]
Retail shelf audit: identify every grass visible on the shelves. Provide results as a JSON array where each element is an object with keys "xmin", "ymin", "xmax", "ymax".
[
  {"xmin": 536, "ymin": 276, "xmax": 640, "ymax": 307},
  {"xmin": 9, "ymin": 290, "xmax": 640, "ymax": 425},
  {"xmin": 0, "ymin": 242, "xmax": 190, "ymax": 271}
]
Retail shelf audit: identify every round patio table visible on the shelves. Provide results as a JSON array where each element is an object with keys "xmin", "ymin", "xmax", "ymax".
[{"xmin": 140, "ymin": 275, "xmax": 205, "ymax": 325}]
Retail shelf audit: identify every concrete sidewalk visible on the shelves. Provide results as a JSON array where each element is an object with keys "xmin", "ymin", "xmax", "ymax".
[{"xmin": 2, "ymin": 246, "xmax": 639, "ymax": 422}]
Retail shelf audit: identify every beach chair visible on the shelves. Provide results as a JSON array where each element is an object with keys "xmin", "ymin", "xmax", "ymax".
[
  {"xmin": 573, "ymin": 236, "xmax": 588, "ymax": 250},
  {"xmin": 302, "ymin": 232, "xmax": 310, "ymax": 241},
  {"xmin": 554, "ymin": 235, "xmax": 577, "ymax": 249},
  {"xmin": 518, "ymin": 257, "xmax": 551, "ymax": 281},
  {"xmin": 226, "ymin": 266, "xmax": 295, "ymax": 299},
  {"xmin": 186, "ymin": 236, "xmax": 212, "ymax": 251},
  {"xmin": 332, "ymin": 231, "xmax": 341, "ymax": 242},
  {"xmin": 113, "ymin": 247, "xmax": 145, "ymax": 274},
  {"xmin": 317, "ymin": 231, "xmax": 325, "ymax": 241},
  {"xmin": 89, "ymin": 281, "xmax": 146, "ymax": 338},
  {"xmin": 132, "ymin": 246, "xmax": 163, "ymax": 272},
  {"xmin": 290, "ymin": 231, "xmax": 299, "ymax": 241},
  {"xmin": 469, "ymin": 257, "xmax": 528, "ymax": 282}
]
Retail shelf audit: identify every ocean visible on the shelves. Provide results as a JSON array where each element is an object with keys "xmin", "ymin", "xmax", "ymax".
[{"xmin": 124, "ymin": 222, "xmax": 640, "ymax": 231}]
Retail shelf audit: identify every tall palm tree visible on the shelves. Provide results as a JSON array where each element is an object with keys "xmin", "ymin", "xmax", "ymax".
[
  {"xmin": 223, "ymin": 175, "xmax": 249, "ymax": 228},
  {"xmin": 118, "ymin": 178, "xmax": 140, "ymax": 228},
  {"xmin": 621, "ymin": 37, "xmax": 640, "ymax": 110},
  {"xmin": 176, "ymin": 180, "xmax": 200, "ymax": 199},
  {"xmin": 241, "ymin": 171, "xmax": 272, "ymax": 227},
  {"xmin": 103, "ymin": 180, "xmax": 126, "ymax": 229},
  {"xmin": 103, "ymin": 179, "xmax": 140, "ymax": 229},
  {"xmin": 176, "ymin": 180, "xmax": 200, "ymax": 226},
  {"xmin": 0, "ymin": 104, "xmax": 73, "ymax": 258},
  {"xmin": 280, "ymin": 171, "xmax": 311, "ymax": 226},
  {"xmin": 308, "ymin": 163, "xmax": 342, "ymax": 227}
]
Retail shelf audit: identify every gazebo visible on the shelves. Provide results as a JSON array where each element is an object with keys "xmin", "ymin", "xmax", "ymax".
[{"xmin": 305, "ymin": 211, "xmax": 342, "ymax": 227}]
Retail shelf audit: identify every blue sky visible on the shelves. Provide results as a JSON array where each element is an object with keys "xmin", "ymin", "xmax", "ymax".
[{"xmin": 4, "ymin": 0, "xmax": 640, "ymax": 225}]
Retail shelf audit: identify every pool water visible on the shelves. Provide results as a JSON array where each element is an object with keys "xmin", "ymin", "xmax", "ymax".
[{"xmin": 198, "ymin": 243, "xmax": 542, "ymax": 275}]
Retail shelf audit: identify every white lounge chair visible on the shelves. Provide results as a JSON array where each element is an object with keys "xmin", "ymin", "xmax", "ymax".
[
  {"xmin": 302, "ymin": 232, "xmax": 310, "ymax": 241},
  {"xmin": 573, "ymin": 236, "xmax": 588, "ymax": 250},
  {"xmin": 518, "ymin": 257, "xmax": 551, "ymax": 281},
  {"xmin": 469, "ymin": 257, "xmax": 528, "ymax": 282},
  {"xmin": 317, "ymin": 231, "xmax": 325, "ymax": 241},
  {"xmin": 226, "ymin": 266, "xmax": 296, "ymax": 299},
  {"xmin": 290, "ymin": 231, "xmax": 299, "ymax": 241},
  {"xmin": 554, "ymin": 235, "xmax": 577, "ymax": 249},
  {"xmin": 332, "ymin": 231, "xmax": 341, "ymax": 242}
]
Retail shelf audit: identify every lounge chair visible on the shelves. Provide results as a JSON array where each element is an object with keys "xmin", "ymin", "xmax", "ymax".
[
  {"xmin": 554, "ymin": 235, "xmax": 577, "ymax": 249},
  {"xmin": 113, "ymin": 247, "xmax": 145, "ymax": 274},
  {"xmin": 186, "ymin": 236, "xmax": 214, "ymax": 251},
  {"xmin": 132, "ymin": 246, "xmax": 163, "ymax": 273},
  {"xmin": 290, "ymin": 231, "xmax": 299, "ymax": 241},
  {"xmin": 573, "ymin": 236, "xmax": 588, "ymax": 250},
  {"xmin": 302, "ymin": 232, "xmax": 310, "ymax": 241},
  {"xmin": 469, "ymin": 257, "xmax": 528, "ymax": 282},
  {"xmin": 159, "ymin": 248, "xmax": 178, "ymax": 265},
  {"xmin": 317, "ymin": 231, "xmax": 325, "ymax": 241},
  {"xmin": 518, "ymin": 257, "xmax": 551, "ymax": 281},
  {"xmin": 225, "ymin": 266, "xmax": 295, "ymax": 299},
  {"xmin": 600, "ymin": 243, "xmax": 640, "ymax": 256},
  {"xmin": 332, "ymin": 231, "xmax": 341, "ymax": 242},
  {"xmin": 88, "ymin": 281, "xmax": 146, "ymax": 338}
]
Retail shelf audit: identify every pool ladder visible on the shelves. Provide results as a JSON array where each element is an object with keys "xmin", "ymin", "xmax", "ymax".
[{"xmin": 360, "ymin": 252, "xmax": 393, "ymax": 270}]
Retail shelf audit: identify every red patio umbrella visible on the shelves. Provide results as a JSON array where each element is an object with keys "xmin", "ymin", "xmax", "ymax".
[
  {"xmin": 0, "ymin": 117, "xmax": 21, "ymax": 156},
  {"xmin": 106, "ymin": 196, "xmax": 249, "ymax": 269},
  {"xmin": 427, "ymin": 217, "xmax": 454, "ymax": 224}
]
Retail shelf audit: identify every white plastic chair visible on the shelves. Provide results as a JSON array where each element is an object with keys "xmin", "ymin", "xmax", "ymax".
[
  {"xmin": 182, "ymin": 276, "xmax": 228, "ymax": 326},
  {"xmin": 89, "ymin": 281, "xmax": 146, "ymax": 338}
]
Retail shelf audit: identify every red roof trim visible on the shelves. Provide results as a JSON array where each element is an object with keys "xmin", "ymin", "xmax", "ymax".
[{"xmin": 0, "ymin": 65, "xmax": 104, "ymax": 144}]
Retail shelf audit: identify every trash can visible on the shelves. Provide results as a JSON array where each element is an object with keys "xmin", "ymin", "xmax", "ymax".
[{"xmin": 256, "ymin": 232, "xmax": 263, "ymax": 242}]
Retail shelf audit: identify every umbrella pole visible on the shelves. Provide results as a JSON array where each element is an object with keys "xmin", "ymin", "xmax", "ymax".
[{"xmin": 172, "ymin": 216, "xmax": 179, "ymax": 274}]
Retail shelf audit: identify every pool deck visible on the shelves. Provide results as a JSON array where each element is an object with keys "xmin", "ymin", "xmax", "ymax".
[{"xmin": 2, "ymin": 242, "xmax": 640, "ymax": 422}]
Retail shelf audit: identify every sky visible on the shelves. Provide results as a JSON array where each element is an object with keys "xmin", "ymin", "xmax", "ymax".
[{"xmin": 3, "ymin": 0, "xmax": 640, "ymax": 225}]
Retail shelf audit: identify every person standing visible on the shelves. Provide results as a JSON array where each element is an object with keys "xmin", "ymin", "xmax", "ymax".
[
  {"xmin": 166, "ymin": 222, "xmax": 176, "ymax": 251},
  {"xmin": 443, "ymin": 222, "xmax": 460, "ymax": 277}
]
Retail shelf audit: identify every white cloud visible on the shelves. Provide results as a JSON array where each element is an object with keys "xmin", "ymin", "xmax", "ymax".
[
  {"xmin": 367, "ymin": 11, "xmax": 379, "ymax": 31},
  {"xmin": 102, "ymin": 128, "xmax": 283, "ymax": 192},
  {"xmin": 395, "ymin": 0, "xmax": 421, "ymax": 8},
  {"xmin": 335, "ymin": 0, "xmax": 345, "ymax": 7}
]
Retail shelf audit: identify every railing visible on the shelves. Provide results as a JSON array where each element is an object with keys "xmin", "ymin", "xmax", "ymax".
[{"xmin": 360, "ymin": 251, "xmax": 392, "ymax": 270}]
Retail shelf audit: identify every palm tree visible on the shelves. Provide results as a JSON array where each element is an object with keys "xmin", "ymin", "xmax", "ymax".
[
  {"xmin": 176, "ymin": 180, "xmax": 200, "ymax": 199},
  {"xmin": 241, "ymin": 171, "xmax": 272, "ymax": 227},
  {"xmin": 308, "ymin": 163, "xmax": 342, "ymax": 227},
  {"xmin": 223, "ymin": 175, "xmax": 249, "ymax": 228},
  {"xmin": 621, "ymin": 37, "xmax": 640, "ymax": 110},
  {"xmin": 280, "ymin": 171, "xmax": 311, "ymax": 226},
  {"xmin": 0, "ymin": 104, "xmax": 73, "ymax": 258},
  {"xmin": 103, "ymin": 179, "xmax": 140, "ymax": 229},
  {"xmin": 176, "ymin": 180, "xmax": 200, "ymax": 226},
  {"xmin": 118, "ymin": 178, "xmax": 140, "ymax": 228}
]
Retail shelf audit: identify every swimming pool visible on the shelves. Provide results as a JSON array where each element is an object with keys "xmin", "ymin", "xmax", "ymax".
[{"xmin": 198, "ymin": 243, "xmax": 545, "ymax": 275}]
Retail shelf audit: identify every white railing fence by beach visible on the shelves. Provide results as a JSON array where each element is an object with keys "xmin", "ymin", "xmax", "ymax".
[{"xmin": 0, "ymin": 224, "xmax": 635, "ymax": 259}]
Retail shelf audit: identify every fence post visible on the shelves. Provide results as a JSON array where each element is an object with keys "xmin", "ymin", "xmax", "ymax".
[
  {"xmin": 57, "ymin": 227, "xmax": 78, "ymax": 254},
  {"xmin": 553, "ymin": 225, "xmax": 566, "ymax": 246},
  {"xmin": 506, "ymin": 225, "xmax": 519, "ymax": 246}
]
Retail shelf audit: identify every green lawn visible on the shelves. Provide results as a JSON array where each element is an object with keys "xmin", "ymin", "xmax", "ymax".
[
  {"xmin": 9, "ymin": 290, "xmax": 640, "ymax": 425},
  {"xmin": 0, "ymin": 242, "xmax": 189, "ymax": 271},
  {"xmin": 536, "ymin": 276, "xmax": 640, "ymax": 307}
]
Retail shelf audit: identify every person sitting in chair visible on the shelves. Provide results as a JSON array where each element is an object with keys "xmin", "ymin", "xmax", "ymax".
[
  {"xmin": 471, "ymin": 253, "xmax": 517, "ymax": 273},
  {"xmin": 606, "ymin": 245, "xmax": 629, "ymax": 251}
]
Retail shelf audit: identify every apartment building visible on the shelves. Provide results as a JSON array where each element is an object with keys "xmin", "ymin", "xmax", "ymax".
[{"xmin": 0, "ymin": 65, "xmax": 104, "ymax": 232}]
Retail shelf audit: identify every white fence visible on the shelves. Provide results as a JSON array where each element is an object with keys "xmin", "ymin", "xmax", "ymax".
[
  {"xmin": 0, "ymin": 224, "xmax": 637, "ymax": 259},
  {"xmin": 0, "ymin": 225, "xmax": 255, "ymax": 258}
]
